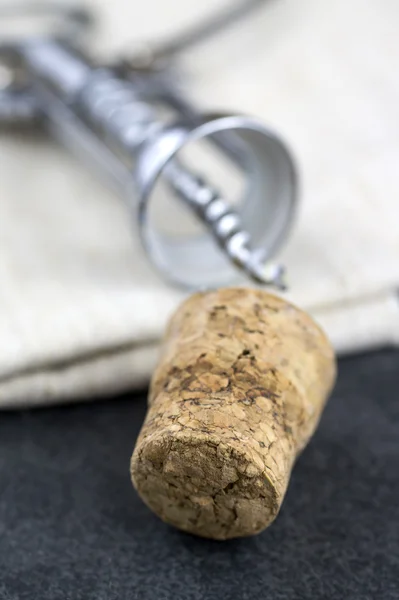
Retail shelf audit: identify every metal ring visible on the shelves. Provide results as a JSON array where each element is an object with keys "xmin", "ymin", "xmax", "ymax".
[
  {"xmin": 135, "ymin": 114, "xmax": 298, "ymax": 290},
  {"xmin": 0, "ymin": 2, "xmax": 93, "ymax": 50}
]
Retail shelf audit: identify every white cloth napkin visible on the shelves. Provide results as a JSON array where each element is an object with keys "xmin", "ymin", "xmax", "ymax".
[{"xmin": 1, "ymin": 0, "xmax": 398, "ymax": 408}]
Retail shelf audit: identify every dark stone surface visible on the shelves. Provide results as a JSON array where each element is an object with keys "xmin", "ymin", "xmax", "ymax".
[{"xmin": 1, "ymin": 350, "xmax": 398, "ymax": 600}]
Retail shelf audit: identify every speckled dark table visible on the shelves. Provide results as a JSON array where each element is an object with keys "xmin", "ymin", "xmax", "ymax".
[{"xmin": 1, "ymin": 350, "xmax": 398, "ymax": 600}]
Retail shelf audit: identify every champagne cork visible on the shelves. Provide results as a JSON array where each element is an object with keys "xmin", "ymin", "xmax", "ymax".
[{"xmin": 131, "ymin": 288, "xmax": 336, "ymax": 540}]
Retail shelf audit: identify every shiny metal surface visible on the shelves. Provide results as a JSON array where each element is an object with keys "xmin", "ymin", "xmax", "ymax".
[
  {"xmin": 136, "ymin": 116, "xmax": 296, "ymax": 288},
  {"xmin": 0, "ymin": 2, "xmax": 298, "ymax": 290}
]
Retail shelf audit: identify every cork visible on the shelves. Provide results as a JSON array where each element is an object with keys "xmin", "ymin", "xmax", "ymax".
[{"xmin": 131, "ymin": 288, "xmax": 336, "ymax": 540}]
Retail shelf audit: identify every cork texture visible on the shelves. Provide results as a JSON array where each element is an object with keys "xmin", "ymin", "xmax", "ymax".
[{"xmin": 131, "ymin": 288, "xmax": 336, "ymax": 539}]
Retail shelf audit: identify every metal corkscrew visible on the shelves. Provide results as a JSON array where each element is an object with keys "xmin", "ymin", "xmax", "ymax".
[{"xmin": 0, "ymin": 1, "xmax": 297, "ymax": 289}]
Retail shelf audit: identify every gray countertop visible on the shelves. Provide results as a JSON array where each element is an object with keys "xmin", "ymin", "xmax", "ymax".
[{"xmin": 1, "ymin": 349, "xmax": 398, "ymax": 600}]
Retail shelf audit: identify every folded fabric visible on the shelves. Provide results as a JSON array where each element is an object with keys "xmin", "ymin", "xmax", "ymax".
[{"xmin": 0, "ymin": 0, "xmax": 398, "ymax": 408}]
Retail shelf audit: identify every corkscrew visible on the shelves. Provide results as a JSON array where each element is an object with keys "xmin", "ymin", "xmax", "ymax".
[
  {"xmin": 0, "ymin": 3, "xmax": 338, "ymax": 542},
  {"xmin": 0, "ymin": 1, "xmax": 298, "ymax": 289}
]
